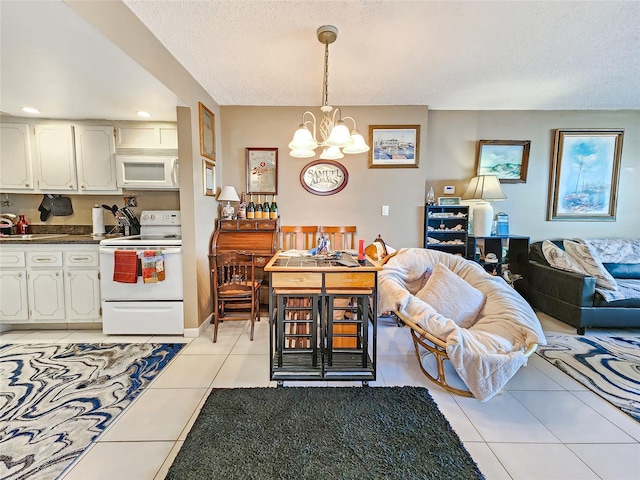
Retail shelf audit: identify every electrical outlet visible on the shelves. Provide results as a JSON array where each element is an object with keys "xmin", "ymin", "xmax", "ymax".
[
  {"xmin": 382, "ymin": 205, "xmax": 389, "ymax": 216},
  {"xmin": 444, "ymin": 185, "xmax": 455, "ymax": 194}
]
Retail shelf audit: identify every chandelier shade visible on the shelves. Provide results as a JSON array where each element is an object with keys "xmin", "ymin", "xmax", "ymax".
[{"xmin": 289, "ymin": 25, "xmax": 369, "ymax": 159}]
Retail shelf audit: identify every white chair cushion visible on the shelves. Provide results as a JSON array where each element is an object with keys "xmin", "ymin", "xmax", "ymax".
[{"xmin": 415, "ymin": 262, "xmax": 486, "ymax": 329}]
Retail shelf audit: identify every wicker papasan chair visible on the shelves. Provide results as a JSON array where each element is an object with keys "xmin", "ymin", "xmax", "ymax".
[{"xmin": 379, "ymin": 248, "xmax": 546, "ymax": 401}]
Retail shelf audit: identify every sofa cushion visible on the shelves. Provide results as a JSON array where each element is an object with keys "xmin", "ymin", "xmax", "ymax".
[
  {"xmin": 604, "ymin": 263, "xmax": 640, "ymax": 279},
  {"xmin": 563, "ymin": 240, "xmax": 618, "ymax": 291},
  {"xmin": 415, "ymin": 262, "xmax": 486, "ymax": 329},
  {"xmin": 542, "ymin": 240, "xmax": 585, "ymax": 274}
]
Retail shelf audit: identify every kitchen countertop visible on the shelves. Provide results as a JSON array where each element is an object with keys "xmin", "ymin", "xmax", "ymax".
[{"xmin": 0, "ymin": 234, "xmax": 124, "ymax": 245}]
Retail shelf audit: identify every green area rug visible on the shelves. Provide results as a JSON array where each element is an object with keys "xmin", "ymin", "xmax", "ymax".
[{"xmin": 167, "ymin": 386, "xmax": 484, "ymax": 480}]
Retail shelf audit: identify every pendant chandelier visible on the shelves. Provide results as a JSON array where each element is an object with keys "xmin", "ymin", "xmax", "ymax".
[{"xmin": 288, "ymin": 25, "xmax": 370, "ymax": 160}]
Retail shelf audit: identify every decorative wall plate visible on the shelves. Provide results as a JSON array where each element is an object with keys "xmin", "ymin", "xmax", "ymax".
[{"xmin": 299, "ymin": 160, "xmax": 348, "ymax": 196}]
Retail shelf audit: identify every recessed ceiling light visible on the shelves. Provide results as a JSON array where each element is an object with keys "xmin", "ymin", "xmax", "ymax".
[
  {"xmin": 21, "ymin": 106, "xmax": 40, "ymax": 114},
  {"xmin": 137, "ymin": 111, "xmax": 152, "ymax": 118}
]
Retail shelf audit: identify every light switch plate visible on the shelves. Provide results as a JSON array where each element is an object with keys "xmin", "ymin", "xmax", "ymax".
[
  {"xmin": 443, "ymin": 186, "xmax": 455, "ymax": 194},
  {"xmin": 382, "ymin": 205, "xmax": 389, "ymax": 216}
]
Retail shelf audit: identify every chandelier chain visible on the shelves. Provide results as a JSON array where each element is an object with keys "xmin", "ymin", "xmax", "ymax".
[{"xmin": 322, "ymin": 41, "xmax": 330, "ymax": 107}]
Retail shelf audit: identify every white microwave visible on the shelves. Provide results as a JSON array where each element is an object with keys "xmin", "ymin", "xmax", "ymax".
[{"xmin": 116, "ymin": 155, "xmax": 179, "ymax": 190}]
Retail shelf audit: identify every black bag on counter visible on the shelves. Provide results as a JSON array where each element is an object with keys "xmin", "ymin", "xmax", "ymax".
[{"xmin": 39, "ymin": 195, "xmax": 73, "ymax": 220}]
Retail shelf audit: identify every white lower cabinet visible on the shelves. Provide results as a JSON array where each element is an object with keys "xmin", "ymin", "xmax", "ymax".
[
  {"xmin": 28, "ymin": 269, "xmax": 65, "ymax": 321},
  {"xmin": 0, "ymin": 270, "xmax": 29, "ymax": 321},
  {"xmin": 0, "ymin": 245, "xmax": 101, "ymax": 325}
]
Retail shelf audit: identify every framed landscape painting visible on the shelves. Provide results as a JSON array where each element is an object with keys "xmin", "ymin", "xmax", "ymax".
[
  {"xmin": 548, "ymin": 129, "xmax": 624, "ymax": 221},
  {"xmin": 476, "ymin": 140, "xmax": 530, "ymax": 183}
]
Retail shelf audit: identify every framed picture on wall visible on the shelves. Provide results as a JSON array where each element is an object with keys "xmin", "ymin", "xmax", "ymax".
[
  {"xmin": 199, "ymin": 102, "xmax": 216, "ymax": 161},
  {"xmin": 368, "ymin": 125, "xmax": 420, "ymax": 168},
  {"xmin": 246, "ymin": 147, "xmax": 278, "ymax": 195},
  {"xmin": 203, "ymin": 159, "xmax": 215, "ymax": 196},
  {"xmin": 475, "ymin": 140, "xmax": 531, "ymax": 183},
  {"xmin": 548, "ymin": 129, "xmax": 624, "ymax": 221}
]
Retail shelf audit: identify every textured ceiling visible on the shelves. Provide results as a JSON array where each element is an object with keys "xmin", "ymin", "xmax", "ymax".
[
  {"xmin": 1, "ymin": 1, "xmax": 638, "ymax": 123},
  {"xmin": 124, "ymin": 0, "xmax": 640, "ymax": 110}
]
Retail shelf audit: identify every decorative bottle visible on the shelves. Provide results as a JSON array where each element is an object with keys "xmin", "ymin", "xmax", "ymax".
[
  {"xmin": 16, "ymin": 214, "xmax": 31, "ymax": 234},
  {"xmin": 255, "ymin": 195, "xmax": 263, "ymax": 219},
  {"xmin": 237, "ymin": 192, "xmax": 247, "ymax": 219},
  {"xmin": 426, "ymin": 186, "xmax": 436, "ymax": 205},
  {"xmin": 263, "ymin": 196, "xmax": 270, "ymax": 219},
  {"xmin": 269, "ymin": 195, "xmax": 278, "ymax": 219},
  {"xmin": 246, "ymin": 194, "xmax": 255, "ymax": 219}
]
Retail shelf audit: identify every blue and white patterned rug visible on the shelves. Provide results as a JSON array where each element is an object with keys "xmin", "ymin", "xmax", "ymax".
[
  {"xmin": 537, "ymin": 335, "xmax": 640, "ymax": 422},
  {"xmin": 0, "ymin": 342, "xmax": 184, "ymax": 480}
]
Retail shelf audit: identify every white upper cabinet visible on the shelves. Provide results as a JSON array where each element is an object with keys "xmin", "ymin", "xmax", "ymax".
[
  {"xmin": 34, "ymin": 124, "xmax": 77, "ymax": 190},
  {"xmin": 75, "ymin": 125, "xmax": 118, "ymax": 191},
  {"xmin": 0, "ymin": 123, "xmax": 34, "ymax": 190},
  {"xmin": 116, "ymin": 124, "xmax": 178, "ymax": 150}
]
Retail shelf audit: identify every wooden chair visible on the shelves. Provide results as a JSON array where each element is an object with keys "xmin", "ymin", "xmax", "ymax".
[
  {"xmin": 319, "ymin": 226, "xmax": 357, "ymax": 250},
  {"xmin": 280, "ymin": 226, "xmax": 319, "ymax": 251},
  {"xmin": 212, "ymin": 251, "xmax": 262, "ymax": 343}
]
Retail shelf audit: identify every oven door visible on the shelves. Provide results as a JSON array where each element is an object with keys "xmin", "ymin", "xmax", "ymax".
[{"xmin": 99, "ymin": 245, "xmax": 183, "ymax": 301}]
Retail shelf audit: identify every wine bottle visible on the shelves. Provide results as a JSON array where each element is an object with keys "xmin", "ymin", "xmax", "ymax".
[
  {"xmin": 247, "ymin": 194, "xmax": 255, "ymax": 219},
  {"xmin": 263, "ymin": 196, "xmax": 270, "ymax": 219},
  {"xmin": 237, "ymin": 192, "xmax": 247, "ymax": 219},
  {"xmin": 269, "ymin": 195, "xmax": 278, "ymax": 219},
  {"xmin": 255, "ymin": 194, "xmax": 263, "ymax": 219}
]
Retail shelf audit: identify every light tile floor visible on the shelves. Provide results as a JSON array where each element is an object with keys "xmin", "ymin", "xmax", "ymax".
[{"xmin": 2, "ymin": 312, "xmax": 639, "ymax": 480}]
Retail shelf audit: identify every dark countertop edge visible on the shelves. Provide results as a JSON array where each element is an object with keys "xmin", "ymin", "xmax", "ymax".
[{"xmin": 0, "ymin": 234, "xmax": 123, "ymax": 245}]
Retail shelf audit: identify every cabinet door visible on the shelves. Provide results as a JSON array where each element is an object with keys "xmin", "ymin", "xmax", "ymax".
[
  {"xmin": 65, "ymin": 269, "xmax": 101, "ymax": 321},
  {"xmin": 35, "ymin": 124, "xmax": 77, "ymax": 190},
  {"xmin": 0, "ymin": 123, "xmax": 34, "ymax": 190},
  {"xmin": 115, "ymin": 124, "xmax": 178, "ymax": 149},
  {"xmin": 0, "ymin": 271, "xmax": 29, "ymax": 322},
  {"xmin": 28, "ymin": 269, "xmax": 65, "ymax": 321},
  {"xmin": 75, "ymin": 125, "xmax": 119, "ymax": 192}
]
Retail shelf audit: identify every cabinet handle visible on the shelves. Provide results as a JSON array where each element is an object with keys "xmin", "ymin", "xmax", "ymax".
[
  {"xmin": 25, "ymin": 183, "xmax": 30, "ymax": 187},
  {"xmin": 34, "ymin": 257, "xmax": 54, "ymax": 262},
  {"xmin": 72, "ymin": 257, "xmax": 90, "ymax": 261},
  {"xmin": 17, "ymin": 273, "xmax": 22, "ymax": 278},
  {"xmin": 55, "ymin": 272, "xmax": 59, "ymax": 277},
  {"xmin": 69, "ymin": 185, "xmax": 73, "ymax": 189},
  {"xmin": 81, "ymin": 185, "xmax": 86, "ymax": 190}
]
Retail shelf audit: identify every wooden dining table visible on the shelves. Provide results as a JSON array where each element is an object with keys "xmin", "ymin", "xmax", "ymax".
[{"xmin": 264, "ymin": 250, "xmax": 382, "ymax": 385}]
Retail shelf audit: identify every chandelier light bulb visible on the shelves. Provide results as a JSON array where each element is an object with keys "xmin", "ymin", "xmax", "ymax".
[
  {"xmin": 325, "ymin": 121, "xmax": 352, "ymax": 148},
  {"xmin": 319, "ymin": 146, "xmax": 344, "ymax": 160}
]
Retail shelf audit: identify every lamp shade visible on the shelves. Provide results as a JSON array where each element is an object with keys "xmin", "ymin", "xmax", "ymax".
[
  {"xmin": 218, "ymin": 185, "xmax": 240, "ymax": 202},
  {"xmin": 319, "ymin": 146, "xmax": 344, "ymax": 160},
  {"xmin": 342, "ymin": 130, "xmax": 371, "ymax": 154},
  {"xmin": 324, "ymin": 121, "xmax": 352, "ymax": 147},
  {"xmin": 288, "ymin": 125, "xmax": 318, "ymax": 150},
  {"xmin": 462, "ymin": 175, "xmax": 507, "ymax": 201}
]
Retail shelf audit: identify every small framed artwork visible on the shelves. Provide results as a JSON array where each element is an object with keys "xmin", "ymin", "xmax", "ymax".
[
  {"xmin": 199, "ymin": 102, "xmax": 215, "ymax": 161},
  {"xmin": 368, "ymin": 125, "xmax": 420, "ymax": 168},
  {"xmin": 476, "ymin": 140, "xmax": 531, "ymax": 183},
  {"xmin": 548, "ymin": 129, "xmax": 624, "ymax": 221},
  {"xmin": 438, "ymin": 196, "xmax": 461, "ymax": 206},
  {"xmin": 246, "ymin": 147, "xmax": 278, "ymax": 195},
  {"xmin": 300, "ymin": 160, "xmax": 349, "ymax": 196},
  {"xmin": 203, "ymin": 159, "xmax": 215, "ymax": 196}
]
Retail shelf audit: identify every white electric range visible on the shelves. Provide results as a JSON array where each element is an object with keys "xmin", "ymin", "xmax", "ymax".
[{"xmin": 99, "ymin": 210, "xmax": 183, "ymax": 335}]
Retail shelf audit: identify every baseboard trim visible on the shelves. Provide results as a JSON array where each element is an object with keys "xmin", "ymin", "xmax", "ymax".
[{"xmin": 183, "ymin": 313, "xmax": 212, "ymax": 338}]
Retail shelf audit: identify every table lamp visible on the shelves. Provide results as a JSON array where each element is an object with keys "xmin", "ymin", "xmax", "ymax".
[
  {"xmin": 218, "ymin": 186, "xmax": 240, "ymax": 220},
  {"xmin": 462, "ymin": 175, "xmax": 506, "ymax": 237}
]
